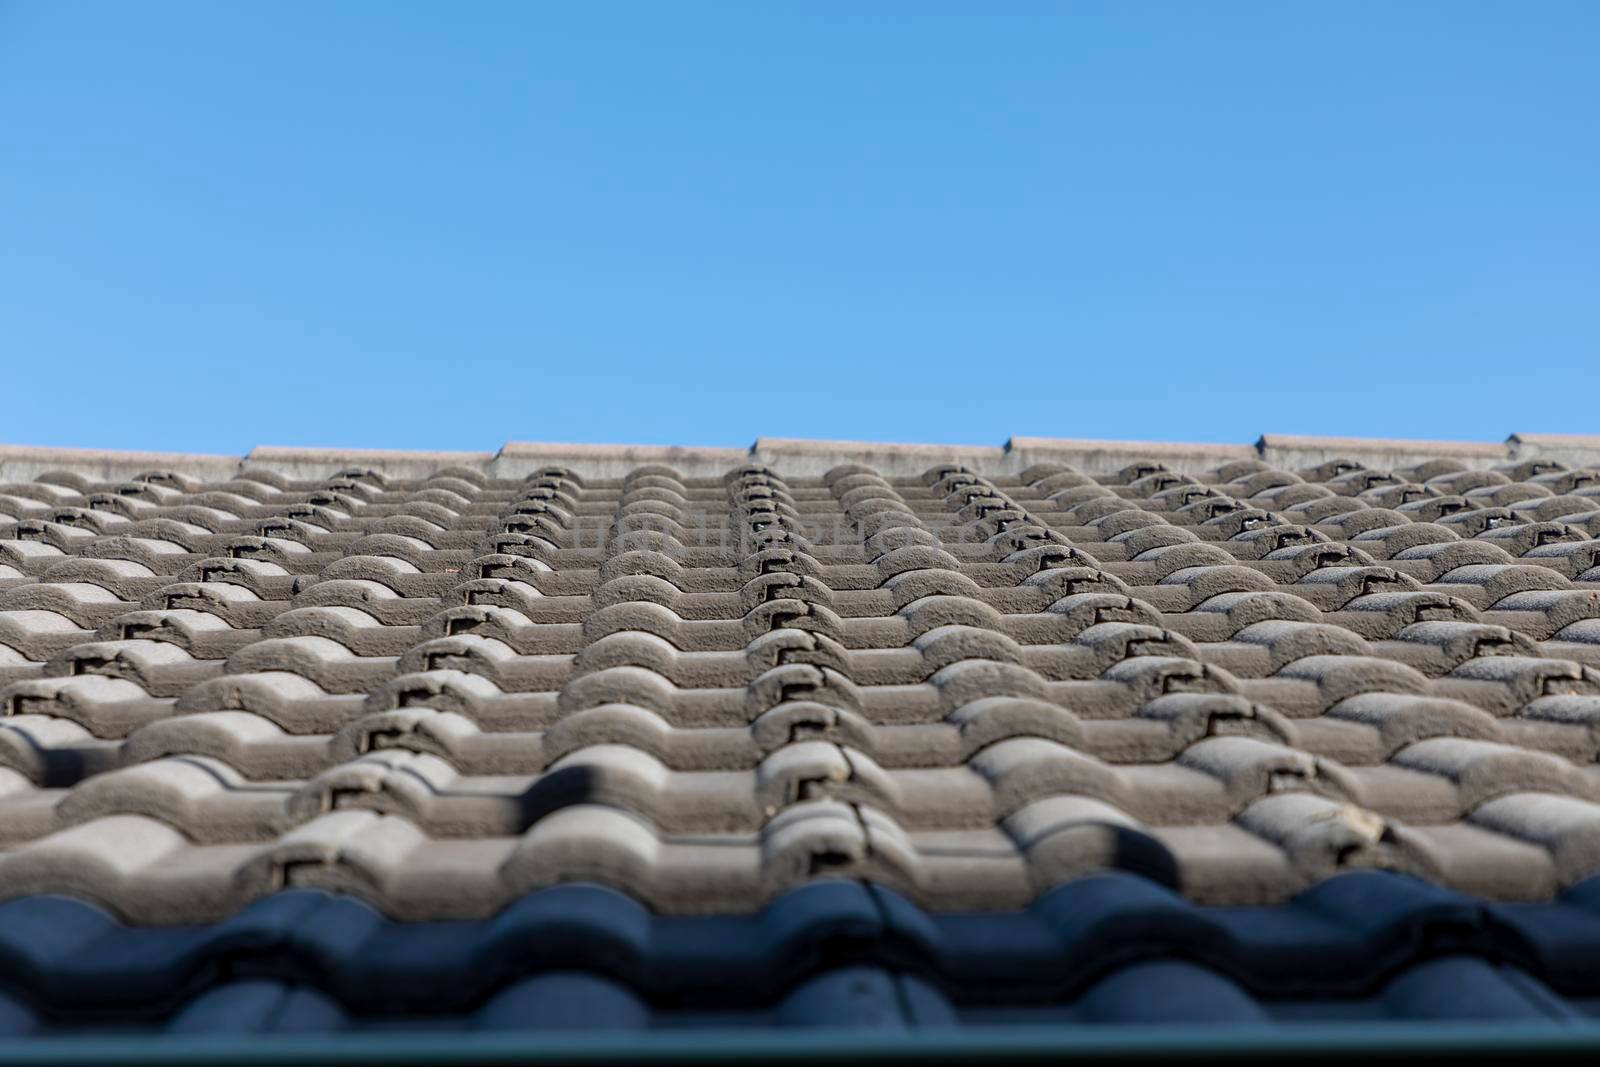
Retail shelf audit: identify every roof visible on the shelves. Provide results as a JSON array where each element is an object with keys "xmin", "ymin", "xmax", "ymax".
[{"xmin": 7, "ymin": 431, "xmax": 1600, "ymax": 1057}]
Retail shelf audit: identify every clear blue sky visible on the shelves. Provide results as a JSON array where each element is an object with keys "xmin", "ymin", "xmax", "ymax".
[{"xmin": 1, "ymin": 2, "xmax": 1596, "ymax": 454}]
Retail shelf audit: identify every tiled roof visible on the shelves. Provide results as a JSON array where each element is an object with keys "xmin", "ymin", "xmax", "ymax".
[{"xmin": 7, "ymin": 432, "xmax": 1600, "ymax": 1044}]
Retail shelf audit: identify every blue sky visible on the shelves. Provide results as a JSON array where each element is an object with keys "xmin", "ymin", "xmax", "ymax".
[{"xmin": 1, "ymin": 2, "xmax": 1595, "ymax": 454}]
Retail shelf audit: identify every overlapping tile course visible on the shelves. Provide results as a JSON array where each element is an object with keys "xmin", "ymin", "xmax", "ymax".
[
  {"xmin": 6, "ymin": 873, "xmax": 1600, "ymax": 1033},
  {"xmin": 5, "ymin": 434, "xmax": 1600, "ymax": 929}
]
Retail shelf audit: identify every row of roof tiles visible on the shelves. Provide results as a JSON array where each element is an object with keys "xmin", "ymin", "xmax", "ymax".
[
  {"xmin": 7, "ymin": 450, "xmax": 1600, "ymax": 920},
  {"xmin": 6, "ymin": 432, "xmax": 1600, "ymax": 482},
  {"xmin": 3, "ymin": 873, "xmax": 1600, "ymax": 1027}
]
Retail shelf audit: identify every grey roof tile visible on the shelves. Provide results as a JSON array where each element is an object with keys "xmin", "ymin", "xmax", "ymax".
[{"xmin": 9, "ymin": 435, "xmax": 1600, "ymax": 1038}]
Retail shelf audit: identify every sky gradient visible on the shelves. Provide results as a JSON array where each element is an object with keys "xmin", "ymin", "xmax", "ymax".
[{"xmin": 1, "ymin": 2, "xmax": 1596, "ymax": 453}]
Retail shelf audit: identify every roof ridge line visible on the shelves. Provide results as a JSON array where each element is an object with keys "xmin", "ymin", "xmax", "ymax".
[{"xmin": 3, "ymin": 432, "xmax": 1597, "ymax": 481}]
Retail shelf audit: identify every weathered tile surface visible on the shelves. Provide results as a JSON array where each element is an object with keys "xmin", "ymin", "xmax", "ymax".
[{"xmin": 7, "ymin": 434, "xmax": 1600, "ymax": 1033}]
